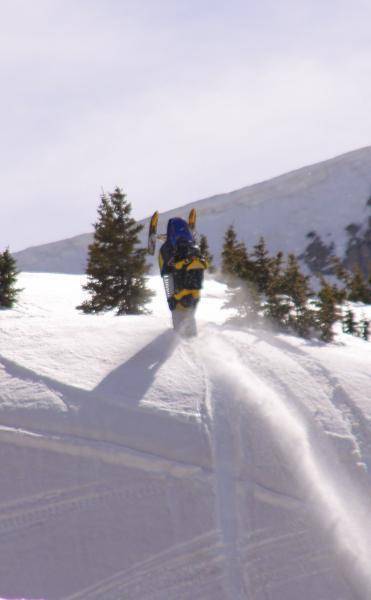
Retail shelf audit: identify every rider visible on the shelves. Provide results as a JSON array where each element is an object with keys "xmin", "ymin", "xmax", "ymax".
[
  {"xmin": 159, "ymin": 217, "xmax": 199, "ymax": 275},
  {"xmin": 158, "ymin": 217, "xmax": 207, "ymax": 310}
]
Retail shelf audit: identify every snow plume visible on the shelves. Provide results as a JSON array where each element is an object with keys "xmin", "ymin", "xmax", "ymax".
[
  {"xmin": 196, "ymin": 331, "xmax": 371, "ymax": 598},
  {"xmin": 221, "ymin": 277, "xmax": 262, "ymax": 327}
]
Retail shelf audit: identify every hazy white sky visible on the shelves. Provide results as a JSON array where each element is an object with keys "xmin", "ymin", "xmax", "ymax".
[{"xmin": 1, "ymin": 0, "xmax": 371, "ymax": 250}]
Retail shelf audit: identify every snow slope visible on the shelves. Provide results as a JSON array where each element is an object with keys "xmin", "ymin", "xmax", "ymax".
[
  {"xmin": 0, "ymin": 273, "xmax": 370, "ymax": 599},
  {"xmin": 14, "ymin": 146, "xmax": 371, "ymax": 274}
]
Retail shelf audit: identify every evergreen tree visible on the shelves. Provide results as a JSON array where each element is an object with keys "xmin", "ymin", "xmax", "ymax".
[
  {"xmin": 330, "ymin": 283, "xmax": 347, "ymax": 305},
  {"xmin": 251, "ymin": 237, "xmax": 273, "ymax": 294},
  {"xmin": 221, "ymin": 226, "xmax": 261, "ymax": 320},
  {"xmin": 221, "ymin": 225, "xmax": 249, "ymax": 278},
  {"xmin": 360, "ymin": 317, "xmax": 369, "ymax": 341},
  {"xmin": 348, "ymin": 267, "xmax": 371, "ymax": 304},
  {"xmin": 221, "ymin": 225, "xmax": 238, "ymax": 276},
  {"xmin": 315, "ymin": 280, "xmax": 342, "ymax": 342},
  {"xmin": 199, "ymin": 234, "xmax": 215, "ymax": 273},
  {"xmin": 331, "ymin": 256, "xmax": 350, "ymax": 286},
  {"xmin": 282, "ymin": 254, "xmax": 314, "ymax": 337},
  {"xmin": 77, "ymin": 188, "xmax": 153, "ymax": 315},
  {"xmin": 342, "ymin": 308, "xmax": 357, "ymax": 335},
  {"xmin": 0, "ymin": 248, "xmax": 21, "ymax": 308},
  {"xmin": 264, "ymin": 251, "xmax": 290, "ymax": 329}
]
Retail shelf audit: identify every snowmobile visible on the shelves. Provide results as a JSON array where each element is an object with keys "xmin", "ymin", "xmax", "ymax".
[{"xmin": 148, "ymin": 209, "xmax": 208, "ymax": 335}]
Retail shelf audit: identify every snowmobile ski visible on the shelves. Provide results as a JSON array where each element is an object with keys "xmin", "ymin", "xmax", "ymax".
[
  {"xmin": 188, "ymin": 208, "xmax": 196, "ymax": 232},
  {"xmin": 148, "ymin": 211, "xmax": 159, "ymax": 255}
]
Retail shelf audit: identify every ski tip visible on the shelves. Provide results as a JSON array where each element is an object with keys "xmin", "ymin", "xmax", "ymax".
[
  {"xmin": 148, "ymin": 211, "xmax": 160, "ymax": 255},
  {"xmin": 188, "ymin": 208, "xmax": 196, "ymax": 231},
  {"xmin": 150, "ymin": 211, "xmax": 159, "ymax": 228}
]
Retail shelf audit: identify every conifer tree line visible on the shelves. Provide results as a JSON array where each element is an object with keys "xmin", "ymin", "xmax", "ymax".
[
  {"xmin": 220, "ymin": 225, "xmax": 371, "ymax": 343},
  {"xmin": 342, "ymin": 309, "xmax": 369, "ymax": 341},
  {"xmin": 1, "ymin": 186, "xmax": 369, "ymax": 341}
]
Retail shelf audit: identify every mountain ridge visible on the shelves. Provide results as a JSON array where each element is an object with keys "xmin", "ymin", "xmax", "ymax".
[{"xmin": 14, "ymin": 146, "xmax": 371, "ymax": 276}]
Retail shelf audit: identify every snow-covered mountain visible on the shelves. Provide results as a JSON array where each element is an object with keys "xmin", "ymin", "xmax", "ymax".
[
  {"xmin": 0, "ymin": 273, "xmax": 370, "ymax": 599},
  {"xmin": 14, "ymin": 146, "xmax": 371, "ymax": 277}
]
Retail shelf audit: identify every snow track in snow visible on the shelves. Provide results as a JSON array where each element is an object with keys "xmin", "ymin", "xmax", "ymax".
[
  {"xmin": 65, "ymin": 531, "xmax": 224, "ymax": 600},
  {"xmin": 0, "ymin": 479, "xmax": 167, "ymax": 539},
  {"xmin": 197, "ymin": 328, "xmax": 371, "ymax": 598},
  {"xmin": 0, "ymin": 274, "xmax": 370, "ymax": 599},
  {"xmin": 194, "ymin": 344, "xmax": 247, "ymax": 600}
]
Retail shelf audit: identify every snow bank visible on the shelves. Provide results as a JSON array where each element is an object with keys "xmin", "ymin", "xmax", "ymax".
[{"xmin": 0, "ymin": 273, "xmax": 370, "ymax": 599}]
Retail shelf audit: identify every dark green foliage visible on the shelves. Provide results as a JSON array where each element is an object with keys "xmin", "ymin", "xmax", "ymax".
[
  {"xmin": 347, "ymin": 267, "xmax": 371, "ymax": 304},
  {"xmin": 219, "ymin": 227, "xmax": 355, "ymax": 343},
  {"xmin": 221, "ymin": 226, "xmax": 261, "ymax": 320},
  {"xmin": 331, "ymin": 256, "xmax": 350, "ymax": 286},
  {"xmin": 77, "ymin": 188, "xmax": 153, "ymax": 315},
  {"xmin": 315, "ymin": 280, "xmax": 342, "ymax": 342},
  {"xmin": 251, "ymin": 237, "xmax": 273, "ymax": 294},
  {"xmin": 342, "ymin": 308, "xmax": 370, "ymax": 340},
  {"xmin": 360, "ymin": 318, "xmax": 369, "ymax": 341},
  {"xmin": 342, "ymin": 309, "xmax": 357, "ymax": 335},
  {"xmin": 281, "ymin": 254, "xmax": 314, "ymax": 337},
  {"xmin": 221, "ymin": 225, "xmax": 251, "ymax": 279},
  {"xmin": 221, "ymin": 225, "xmax": 238, "ymax": 276},
  {"xmin": 282, "ymin": 254, "xmax": 312, "ymax": 306},
  {"xmin": 0, "ymin": 248, "xmax": 21, "ymax": 308},
  {"xmin": 264, "ymin": 252, "xmax": 290, "ymax": 329},
  {"xmin": 199, "ymin": 234, "xmax": 215, "ymax": 273}
]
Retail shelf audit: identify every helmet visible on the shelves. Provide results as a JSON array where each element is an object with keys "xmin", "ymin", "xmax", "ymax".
[{"xmin": 167, "ymin": 218, "xmax": 194, "ymax": 248}]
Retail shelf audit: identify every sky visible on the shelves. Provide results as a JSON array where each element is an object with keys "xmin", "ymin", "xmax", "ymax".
[{"xmin": 1, "ymin": 0, "xmax": 371, "ymax": 251}]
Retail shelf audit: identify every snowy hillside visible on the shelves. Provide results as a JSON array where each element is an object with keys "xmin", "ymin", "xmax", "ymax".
[
  {"xmin": 0, "ymin": 273, "xmax": 370, "ymax": 599},
  {"xmin": 14, "ymin": 146, "xmax": 371, "ymax": 276}
]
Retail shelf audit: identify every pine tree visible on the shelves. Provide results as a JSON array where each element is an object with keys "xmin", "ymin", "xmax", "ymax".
[
  {"xmin": 199, "ymin": 234, "xmax": 215, "ymax": 273},
  {"xmin": 360, "ymin": 318, "xmax": 369, "ymax": 341},
  {"xmin": 221, "ymin": 225, "xmax": 238, "ymax": 276},
  {"xmin": 0, "ymin": 248, "xmax": 21, "ymax": 308},
  {"xmin": 315, "ymin": 280, "xmax": 342, "ymax": 342},
  {"xmin": 265, "ymin": 251, "xmax": 290, "ymax": 329},
  {"xmin": 282, "ymin": 254, "xmax": 314, "ymax": 337},
  {"xmin": 251, "ymin": 237, "xmax": 273, "ymax": 294},
  {"xmin": 348, "ymin": 267, "xmax": 371, "ymax": 304},
  {"xmin": 221, "ymin": 225, "xmax": 248, "ymax": 278},
  {"xmin": 77, "ymin": 188, "xmax": 153, "ymax": 315},
  {"xmin": 331, "ymin": 256, "xmax": 350, "ymax": 286},
  {"xmin": 221, "ymin": 226, "xmax": 261, "ymax": 321},
  {"xmin": 342, "ymin": 308, "xmax": 357, "ymax": 335}
]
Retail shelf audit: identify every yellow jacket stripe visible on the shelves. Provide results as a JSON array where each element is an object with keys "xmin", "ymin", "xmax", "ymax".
[
  {"xmin": 173, "ymin": 289, "xmax": 200, "ymax": 301},
  {"xmin": 174, "ymin": 258, "xmax": 208, "ymax": 271}
]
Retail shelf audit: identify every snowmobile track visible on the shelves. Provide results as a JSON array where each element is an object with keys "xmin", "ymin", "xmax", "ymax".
[
  {"xmin": 65, "ymin": 530, "xmax": 224, "ymax": 600},
  {"xmin": 0, "ymin": 479, "xmax": 169, "ymax": 540},
  {"xmin": 192, "ymin": 339, "xmax": 249, "ymax": 600}
]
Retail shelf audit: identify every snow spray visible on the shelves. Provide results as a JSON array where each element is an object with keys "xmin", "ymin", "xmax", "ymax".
[{"xmin": 196, "ymin": 333, "xmax": 371, "ymax": 598}]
